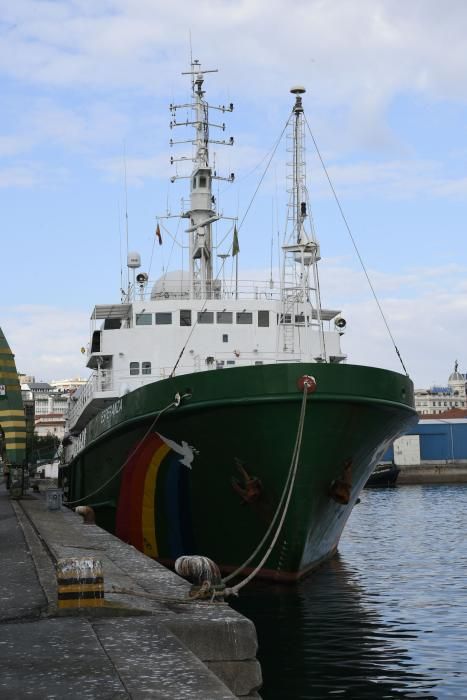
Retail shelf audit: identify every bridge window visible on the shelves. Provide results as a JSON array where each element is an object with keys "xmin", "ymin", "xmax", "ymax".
[
  {"xmin": 130, "ymin": 362, "xmax": 139, "ymax": 375},
  {"xmin": 142, "ymin": 361, "xmax": 151, "ymax": 375},
  {"xmin": 156, "ymin": 312, "xmax": 172, "ymax": 325},
  {"xmin": 180, "ymin": 309, "xmax": 192, "ymax": 326},
  {"xmin": 103, "ymin": 318, "xmax": 121, "ymax": 329},
  {"xmin": 198, "ymin": 311, "xmax": 214, "ymax": 324},
  {"xmin": 258, "ymin": 311, "xmax": 269, "ymax": 327},
  {"xmin": 236, "ymin": 312, "xmax": 253, "ymax": 324},
  {"xmin": 136, "ymin": 313, "xmax": 152, "ymax": 326},
  {"xmin": 217, "ymin": 311, "xmax": 232, "ymax": 324},
  {"xmin": 91, "ymin": 330, "xmax": 101, "ymax": 352},
  {"xmin": 222, "ymin": 334, "xmax": 228, "ymax": 343},
  {"xmin": 199, "ymin": 175, "xmax": 208, "ymax": 188}
]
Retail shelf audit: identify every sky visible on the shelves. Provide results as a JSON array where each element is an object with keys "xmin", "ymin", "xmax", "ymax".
[{"xmin": 1, "ymin": 0, "xmax": 466, "ymax": 390}]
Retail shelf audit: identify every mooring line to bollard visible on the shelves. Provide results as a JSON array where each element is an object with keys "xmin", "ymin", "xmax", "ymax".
[{"xmin": 222, "ymin": 381, "xmax": 312, "ymax": 590}]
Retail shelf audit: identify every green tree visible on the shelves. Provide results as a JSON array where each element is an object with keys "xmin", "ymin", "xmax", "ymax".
[{"xmin": 31, "ymin": 434, "xmax": 60, "ymax": 465}]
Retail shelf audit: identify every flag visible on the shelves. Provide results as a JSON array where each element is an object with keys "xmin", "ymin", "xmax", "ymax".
[
  {"xmin": 232, "ymin": 224, "xmax": 240, "ymax": 256},
  {"xmin": 155, "ymin": 223, "xmax": 162, "ymax": 245}
]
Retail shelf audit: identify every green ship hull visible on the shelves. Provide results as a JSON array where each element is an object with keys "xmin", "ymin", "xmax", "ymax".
[{"xmin": 62, "ymin": 362, "xmax": 417, "ymax": 581}]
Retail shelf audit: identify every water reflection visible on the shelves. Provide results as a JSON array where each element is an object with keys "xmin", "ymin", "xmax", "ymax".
[
  {"xmin": 233, "ymin": 485, "xmax": 467, "ymax": 699},
  {"xmin": 235, "ymin": 556, "xmax": 436, "ymax": 698}
]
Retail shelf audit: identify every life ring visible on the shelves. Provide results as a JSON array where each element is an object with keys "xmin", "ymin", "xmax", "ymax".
[{"xmin": 234, "ymin": 350, "xmax": 240, "ymax": 358}]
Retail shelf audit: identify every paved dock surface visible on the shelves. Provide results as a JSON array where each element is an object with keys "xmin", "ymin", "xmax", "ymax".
[{"xmin": 0, "ymin": 484, "xmax": 261, "ymax": 699}]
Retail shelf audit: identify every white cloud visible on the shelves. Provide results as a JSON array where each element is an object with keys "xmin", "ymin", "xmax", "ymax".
[
  {"xmin": 1, "ymin": 1, "xmax": 467, "ymax": 199},
  {"xmin": 0, "ymin": 0, "xmax": 466, "ymax": 107},
  {"xmin": 2, "ymin": 306, "xmax": 90, "ymax": 381},
  {"xmin": 0, "ymin": 163, "xmax": 45, "ymax": 188}
]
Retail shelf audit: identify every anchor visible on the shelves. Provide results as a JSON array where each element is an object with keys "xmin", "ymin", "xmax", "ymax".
[
  {"xmin": 231, "ymin": 458, "xmax": 263, "ymax": 505},
  {"xmin": 329, "ymin": 458, "xmax": 352, "ymax": 505}
]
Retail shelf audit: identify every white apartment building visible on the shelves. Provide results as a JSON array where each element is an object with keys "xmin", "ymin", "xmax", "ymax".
[{"xmin": 20, "ymin": 379, "xmax": 83, "ymax": 440}]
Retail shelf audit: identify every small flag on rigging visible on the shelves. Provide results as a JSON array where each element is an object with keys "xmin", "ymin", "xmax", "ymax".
[
  {"xmin": 232, "ymin": 224, "xmax": 240, "ymax": 256},
  {"xmin": 155, "ymin": 223, "xmax": 162, "ymax": 245}
]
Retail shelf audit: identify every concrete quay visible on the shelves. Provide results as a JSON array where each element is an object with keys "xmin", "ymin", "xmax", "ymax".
[
  {"xmin": 0, "ymin": 484, "xmax": 262, "ymax": 699},
  {"xmin": 397, "ymin": 461, "xmax": 467, "ymax": 484}
]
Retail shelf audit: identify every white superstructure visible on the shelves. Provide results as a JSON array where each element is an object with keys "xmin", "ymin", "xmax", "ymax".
[{"xmin": 67, "ymin": 63, "xmax": 347, "ymax": 435}]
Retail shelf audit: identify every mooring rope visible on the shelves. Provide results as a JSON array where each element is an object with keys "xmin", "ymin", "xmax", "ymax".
[
  {"xmin": 222, "ymin": 383, "xmax": 310, "ymax": 595},
  {"xmin": 65, "ymin": 394, "xmax": 185, "ymax": 506}
]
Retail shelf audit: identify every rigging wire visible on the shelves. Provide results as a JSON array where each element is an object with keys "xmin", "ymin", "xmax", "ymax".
[
  {"xmin": 237, "ymin": 115, "xmax": 291, "ymax": 234},
  {"xmin": 303, "ymin": 114, "xmax": 409, "ymax": 376}
]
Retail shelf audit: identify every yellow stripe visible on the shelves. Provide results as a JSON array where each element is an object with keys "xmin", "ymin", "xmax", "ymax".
[
  {"xmin": 5, "ymin": 431, "xmax": 27, "ymax": 438},
  {"xmin": 58, "ymin": 598, "xmax": 104, "ymax": 609},
  {"xmin": 0, "ymin": 360, "xmax": 16, "ymax": 368},
  {"xmin": 6, "ymin": 442, "xmax": 26, "ymax": 449},
  {"xmin": 58, "ymin": 583, "xmax": 104, "ymax": 594},
  {"xmin": 0, "ymin": 410, "xmax": 24, "ymax": 417},
  {"xmin": 0, "ymin": 371, "xmax": 20, "ymax": 379},
  {"xmin": 2, "ymin": 385, "xmax": 20, "ymax": 392},
  {"xmin": 142, "ymin": 443, "xmax": 171, "ymax": 557},
  {"xmin": 0, "ymin": 349, "xmax": 12, "ymax": 355},
  {"xmin": 1, "ymin": 421, "xmax": 26, "ymax": 428}
]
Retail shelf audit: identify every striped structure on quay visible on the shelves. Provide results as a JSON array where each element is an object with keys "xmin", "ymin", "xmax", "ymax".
[
  {"xmin": 0, "ymin": 327, "xmax": 26, "ymax": 465},
  {"xmin": 56, "ymin": 558, "xmax": 105, "ymax": 609}
]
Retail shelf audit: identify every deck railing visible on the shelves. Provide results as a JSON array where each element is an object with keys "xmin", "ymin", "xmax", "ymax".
[{"xmin": 67, "ymin": 369, "xmax": 115, "ymax": 429}]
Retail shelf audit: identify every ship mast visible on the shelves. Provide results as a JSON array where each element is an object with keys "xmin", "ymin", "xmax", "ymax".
[
  {"xmin": 169, "ymin": 60, "xmax": 234, "ymax": 299},
  {"xmin": 281, "ymin": 87, "xmax": 326, "ymax": 360}
]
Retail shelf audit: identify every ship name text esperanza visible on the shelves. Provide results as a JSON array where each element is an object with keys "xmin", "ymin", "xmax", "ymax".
[{"xmin": 100, "ymin": 398, "xmax": 123, "ymax": 426}]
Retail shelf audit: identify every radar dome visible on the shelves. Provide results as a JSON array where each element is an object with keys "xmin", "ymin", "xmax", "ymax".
[{"xmin": 151, "ymin": 270, "xmax": 191, "ymax": 299}]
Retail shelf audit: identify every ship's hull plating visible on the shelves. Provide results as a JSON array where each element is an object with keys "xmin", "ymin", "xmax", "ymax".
[{"xmin": 62, "ymin": 363, "xmax": 417, "ymax": 581}]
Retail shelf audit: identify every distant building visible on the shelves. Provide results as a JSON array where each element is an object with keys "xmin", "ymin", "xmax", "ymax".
[
  {"xmin": 386, "ymin": 418, "xmax": 467, "ymax": 466},
  {"xmin": 414, "ymin": 361, "xmax": 466, "ymax": 416},
  {"xmin": 35, "ymin": 413, "xmax": 66, "ymax": 439},
  {"xmin": 20, "ymin": 379, "xmax": 78, "ymax": 441},
  {"xmin": 50, "ymin": 377, "xmax": 87, "ymax": 393}
]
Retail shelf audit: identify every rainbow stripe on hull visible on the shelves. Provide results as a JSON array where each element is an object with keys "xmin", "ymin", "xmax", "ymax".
[{"xmin": 116, "ymin": 433, "xmax": 195, "ymax": 559}]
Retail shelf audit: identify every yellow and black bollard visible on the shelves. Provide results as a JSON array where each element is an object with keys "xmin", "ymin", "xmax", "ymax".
[{"xmin": 56, "ymin": 558, "xmax": 104, "ymax": 610}]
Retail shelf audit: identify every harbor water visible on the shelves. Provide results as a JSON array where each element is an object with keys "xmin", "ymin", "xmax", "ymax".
[{"xmin": 233, "ymin": 484, "xmax": 467, "ymax": 699}]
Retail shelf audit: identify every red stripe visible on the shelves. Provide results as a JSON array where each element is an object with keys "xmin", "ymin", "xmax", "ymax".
[{"xmin": 116, "ymin": 433, "xmax": 163, "ymax": 548}]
